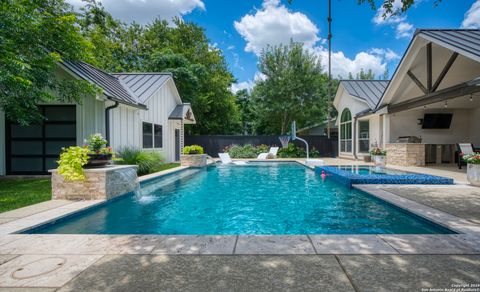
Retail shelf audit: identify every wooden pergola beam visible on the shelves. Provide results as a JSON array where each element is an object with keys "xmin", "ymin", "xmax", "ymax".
[
  {"xmin": 432, "ymin": 52, "xmax": 459, "ymax": 92},
  {"xmin": 388, "ymin": 81, "xmax": 480, "ymax": 113},
  {"xmin": 427, "ymin": 43, "xmax": 432, "ymax": 92},
  {"xmin": 407, "ymin": 70, "xmax": 428, "ymax": 94}
]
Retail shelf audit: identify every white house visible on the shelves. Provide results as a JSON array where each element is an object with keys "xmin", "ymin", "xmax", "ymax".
[
  {"xmin": 334, "ymin": 29, "xmax": 480, "ymax": 165},
  {"xmin": 0, "ymin": 61, "xmax": 195, "ymax": 175}
]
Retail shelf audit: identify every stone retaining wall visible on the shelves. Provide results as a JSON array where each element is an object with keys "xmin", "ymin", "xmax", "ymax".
[
  {"xmin": 386, "ymin": 143, "xmax": 425, "ymax": 166},
  {"xmin": 180, "ymin": 154, "xmax": 207, "ymax": 167},
  {"xmin": 50, "ymin": 165, "xmax": 139, "ymax": 200}
]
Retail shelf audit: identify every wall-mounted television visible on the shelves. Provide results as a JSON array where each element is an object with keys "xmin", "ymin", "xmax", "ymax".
[{"xmin": 422, "ymin": 113, "xmax": 453, "ymax": 129}]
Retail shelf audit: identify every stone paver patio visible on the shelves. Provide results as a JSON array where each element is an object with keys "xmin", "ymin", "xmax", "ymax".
[{"xmin": 0, "ymin": 161, "xmax": 479, "ymax": 290}]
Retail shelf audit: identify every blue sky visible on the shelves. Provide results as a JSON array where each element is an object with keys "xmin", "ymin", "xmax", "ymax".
[{"xmin": 70, "ymin": 0, "xmax": 480, "ymax": 92}]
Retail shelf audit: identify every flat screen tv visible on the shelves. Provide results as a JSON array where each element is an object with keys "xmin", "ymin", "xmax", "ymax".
[{"xmin": 422, "ymin": 113, "xmax": 452, "ymax": 129}]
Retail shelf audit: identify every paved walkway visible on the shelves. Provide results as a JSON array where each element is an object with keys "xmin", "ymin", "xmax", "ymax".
[{"xmin": 1, "ymin": 162, "xmax": 480, "ymax": 291}]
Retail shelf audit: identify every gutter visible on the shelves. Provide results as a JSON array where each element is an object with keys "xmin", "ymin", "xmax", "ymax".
[
  {"xmin": 353, "ymin": 116, "xmax": 358, "ymax": 160},
  {"xmin": 105, "ymin": 101, "xmax": 119, "ymax": 145}
]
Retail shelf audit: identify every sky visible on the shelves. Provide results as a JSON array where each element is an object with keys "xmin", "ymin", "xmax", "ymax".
[{"xmin": 68, "ymin": 0, "xmax": 480, "ymax": 93}]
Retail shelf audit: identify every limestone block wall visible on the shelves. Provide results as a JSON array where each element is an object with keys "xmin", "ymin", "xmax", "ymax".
[
  {"xmin": 50, "ymin": 165, "xmax": 139, "ymax": 201},
  {"xmin": 180, "ymin": 154, "xmax": 207, "ymax": 167},
  {"xmin": 386, "ymin": 143, "xmax": 425, "ymax": 167}
]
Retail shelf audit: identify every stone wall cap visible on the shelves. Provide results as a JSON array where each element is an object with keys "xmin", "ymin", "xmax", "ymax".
[{"xmin": 49, "ymin": 164, "xmax": 138, "ymax": 173}]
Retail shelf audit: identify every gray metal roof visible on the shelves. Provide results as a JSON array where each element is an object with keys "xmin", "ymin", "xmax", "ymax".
[
  {"xmin": 168, "ymin": 104, "xmax": 184, "ymax": 120},
  {"xmin": 340, "ymin": 80, "xmax": 389, "ymax": 110},
  {"xmin": 62, "ymin": 61, "xmax": 146, "ymax": 109},
  {"xmin": 113, "ymin": 73, "xmax": 171, "ymax": 104},
  {"xmin": 416, "ymin": 29, "xmax": 480, "ymax": 60}
]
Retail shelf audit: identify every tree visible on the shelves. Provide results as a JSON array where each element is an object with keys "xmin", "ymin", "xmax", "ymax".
[
  {"xmin": 77, "ymin": 5, "xmax": 240, "ymax": 134},
  {"xmin": 251, "ymin": 41, "xmax": 329, "ymax": 134},
  {"xmin": 235, "ymin": 89, "xmax": 255, "ymax": 135},
  {"xmin": 0, "ymin": 0, "xmax": 96, "ymax": 125},
  {"xmin": 358, "ymin": 0, "xmax": 442, "ymax": 17},
  {"xmin": 356, "ymin": 68, "xmax": 375, "ymax": 80}
]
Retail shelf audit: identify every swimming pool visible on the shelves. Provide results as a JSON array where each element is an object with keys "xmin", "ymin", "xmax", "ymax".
[
  {"xmin": 317, "ymin": 165, "xmax": 454, "ymax": 187},
  {"xmin": 29, "ymin": 162, "xmax": 452, "ymax": 235}
]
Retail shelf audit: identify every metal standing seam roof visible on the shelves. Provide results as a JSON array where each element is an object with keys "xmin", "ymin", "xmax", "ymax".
[
  {"xmin": 340, "ymin": 80, "xmax": 390, "ymax": 110},
  {"xmin": 113, "ymin": 73, "xmax": 172, "ymax": 104},
  {"xmin": 416, "ymin": 29, "xmax": 480, "ymax": 60},
  {"xmin": 61, "ymin": 61, "xmax": 146, "ymax": 108}
]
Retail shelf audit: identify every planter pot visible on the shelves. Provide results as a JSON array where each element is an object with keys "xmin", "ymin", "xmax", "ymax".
[
  {"xmin": 363, "ymin": 155, "xmax": 371, "ymax": 163},
  {"xmin": 84, "ymin": 154, "xmax": 112, "ymax": 168},
  {"xmin": 467, "ymin": 164, "xmax": 480, "ymax": 186},
  {"xmin": 181, "ymin": 154, "xmax": 207, "ymax": 167},
  {"xmin": 372, "ymin": 155, "xmax": 386, "ymax": 167}
]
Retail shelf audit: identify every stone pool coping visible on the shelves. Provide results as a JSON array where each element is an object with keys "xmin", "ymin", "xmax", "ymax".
[{"xmin": 1, "ymin": 163, "xmax": 479, "ymax": 255}]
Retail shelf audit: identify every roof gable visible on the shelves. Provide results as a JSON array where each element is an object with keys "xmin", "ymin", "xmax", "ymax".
[
  {"xmin": 416, "ymin": 29, "xmax": 480, "ymax": 62},
  {"xmin": 340, "ymin": 80, "xmax": 389, "ymax": 110},
  {"xmin": 113, "ymin": 73, "xmax": 172, "ymax": 104},
  {"xmin": 61, "ymin": 61, "xmax": 146, "ymax": 109}
]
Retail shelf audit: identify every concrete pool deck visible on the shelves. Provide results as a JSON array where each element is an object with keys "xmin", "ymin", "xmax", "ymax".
[{"xmin": 0, "ymin": 160, "xmax": 480, "ymax": 290}]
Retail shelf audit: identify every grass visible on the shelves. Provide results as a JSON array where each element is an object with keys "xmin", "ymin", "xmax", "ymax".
[
  {"xmin": 0, "ymin": 178, "xmax": 51, "ymax": 213},
  {"xmin": 151, "ymin": 162, "xmax": 181, "ymax": 173}
]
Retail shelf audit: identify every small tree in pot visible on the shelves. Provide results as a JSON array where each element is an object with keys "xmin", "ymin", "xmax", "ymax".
[
  {"xmin": 463, "ymin": 153, "xmax": 480, "ymax": 186},
  {"xmin": 370, "ymin": 145, "xmax": 387, "ymax": 167},
  {"xmin": 181, "ymin": 145, "xmax": 207, "ymax": 167}
]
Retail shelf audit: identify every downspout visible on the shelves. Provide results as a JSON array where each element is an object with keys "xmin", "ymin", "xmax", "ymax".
[
  {"xmin": 353, "ymin": 116, "xmax": 358, "ymax": 160},
  {"xmin": 105, "ymin": 101, "xmax": 119, "ymax": 145}
]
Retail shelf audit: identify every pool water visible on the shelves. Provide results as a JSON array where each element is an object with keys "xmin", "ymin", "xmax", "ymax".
[
  {"xmin": 337, "ymin": 165, "xmax": 409, "ymax": 175},
  {"xmin": 31, "ymin": 162, "xmax": 452, "ymax": 235}
]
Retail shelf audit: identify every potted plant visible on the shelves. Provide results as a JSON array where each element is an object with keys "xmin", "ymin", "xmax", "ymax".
[
  {"xmin": 463, "ymin": 152, "xmax": 480, "ymax": 186},
  {"xmin": 370, "ymin": 146, "xmax": 387, "ymax": 167},
  {"xmin": 181, "ymin": 145, "xmax": 207, "ymax": 167},
  {"xmin": 84, "ymin": 133, "xmax": 114, "ymax": 168}
]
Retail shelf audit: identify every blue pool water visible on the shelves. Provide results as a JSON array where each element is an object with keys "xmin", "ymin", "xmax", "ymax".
[
  {"xmin": 337, "ymin": 165, "xmax": 409, "ymax": 175},
  {"xmin": 31, "ymin": 162, "xmax": 452, "ymax": 235}
]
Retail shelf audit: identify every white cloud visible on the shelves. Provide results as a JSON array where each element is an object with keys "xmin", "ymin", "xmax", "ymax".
[
  {"xmin": 369, "ymin": 48, "xmax": 400, "ymax": 61},
  {"xmin": 395, "ymin": 22, "xmax": 414, "ymax": 39},
  {"xmin": 372, "ymin": 0, "xmax": 415, "ymax": 39},
  {"xmin": 230, "ymin": 81, "xmax": 254, "ymax": 94},
  {"xmin": 462, "ymin": 0, "xmax": 480, "ymax": 28},
  {"xmin": 68, "ymin": 0, "xmax": 205, "ymax": 24},
  {"xmin": 234, "ymin": 0, "xmax": 319, "ymax": 55},
  {"xmin": 315, "ymin": 48, "xmax": 387, "ymax": 79}
]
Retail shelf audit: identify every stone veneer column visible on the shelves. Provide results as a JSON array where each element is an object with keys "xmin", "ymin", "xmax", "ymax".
[
  {"xmin": 50, "ymin": 165, "xmax": 138, "ymax": 201},
  {"xmin": 386, "ymin": 143, "xmax": 425, "ymax": 167}
]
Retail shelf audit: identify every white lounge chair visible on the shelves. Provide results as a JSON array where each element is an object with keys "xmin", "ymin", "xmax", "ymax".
[
  {"xmin": 257, "ymin": 147, "xmax": 279, "ymax": 159},
  {"xmin": 218, "ymin": 153, "xmax": 247, "ymax": 165}
]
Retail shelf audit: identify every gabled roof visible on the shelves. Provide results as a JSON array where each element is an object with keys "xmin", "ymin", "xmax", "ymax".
[
  {"xmin": 168, "ymin": 103, "xmax": 196, "ymax": 124},
  {"xmin": 340, "ymin": 80, "xmax": 389, "ymax": 110},
  {"xmin": 416, "ymin": 29, "xmax": 480, "ymax": 61},
  {"xmin": 61, "ymin": 61, "xmax": 146, "ymax": 109},
  {"xmin": 113, "ymin": 73, "xmax": 172, "ymax": 104}
]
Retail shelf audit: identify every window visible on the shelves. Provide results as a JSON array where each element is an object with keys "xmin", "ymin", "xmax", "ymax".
[
  {"xmin": 340, "ymin": 109, "xmax": 352, "ymax": 153},
  {"xmin": 142, "ymin": 122, "xmax": 153, "ymax": 148},
  {"xmin": 154, "ymin": 124, "xmax": 163, "ymax": 148},
  {"xmin": 142, "ymin": 122, "xmax": 163, "ymax": 149},
  {"xmin": 358, "ymin": 120, "xmax": 370, "ymax": 153}
]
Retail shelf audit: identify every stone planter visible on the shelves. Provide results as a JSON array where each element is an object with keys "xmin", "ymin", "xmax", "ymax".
[
  {"xmin": 181, "ymin": 154, "xmax": 207, "ymax": 167},
  {"xmin": 467, "ymin": 164, "xmax": 480, "ymax": 186},
  {"xmin": 372, "ymin": 155, "xmax": 386, "ymax": 167}
]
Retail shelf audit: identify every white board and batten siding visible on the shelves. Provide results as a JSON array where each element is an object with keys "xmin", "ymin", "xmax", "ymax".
[{"xmin": 109, "ymin": 80, "xmax": 181, "ymax": 162}]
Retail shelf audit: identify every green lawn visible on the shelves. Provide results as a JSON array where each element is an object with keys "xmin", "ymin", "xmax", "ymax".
[
  {"xmin": 0, "ymin": 178, "xmax": 51, "ymax": 213},
  {"xmin": 151, "ymin": 163, "xmax": 181, "ymax": 173}
]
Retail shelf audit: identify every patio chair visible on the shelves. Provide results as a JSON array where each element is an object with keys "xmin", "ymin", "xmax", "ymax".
[
  {"xmin": 456, "ymin": 143, "xmax": 476, "ymax": 169},
  {"xmin": 257, "ymin": 147, "xmax": 279, "ymax": 159},
  {"xmin": 218, "ymin": 153, "xmax": 247, "ymax": 165}
]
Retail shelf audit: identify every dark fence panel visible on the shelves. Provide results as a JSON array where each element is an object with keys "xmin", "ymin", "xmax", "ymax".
[{"xmin": 185, "ymin": 135, "xmax": 338, "ymax": 157}]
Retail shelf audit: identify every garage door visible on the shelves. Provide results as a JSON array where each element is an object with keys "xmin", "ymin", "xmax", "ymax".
[{"xmin": 6, "ymin": 105, "xmax": 77, "ymax": 174}]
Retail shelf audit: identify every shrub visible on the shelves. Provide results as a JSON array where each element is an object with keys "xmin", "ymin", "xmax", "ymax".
[
  {"xmin": 370, "ymin": 146, "xmax": 386, "ymax": 156},
  {"xmin": 183, "ymin": 145, "xmax": 204, "ymax": 155},
  {"xmin": 277, "ymin": 143, "xmax": 320, "ymax": 158},
  {"xmin": 57, "ymin": 146, "xmax": 90, "ymax": 181},
  {"xmin": 116, "ymin": 147, "xmax": 164, "ymax": 176}
]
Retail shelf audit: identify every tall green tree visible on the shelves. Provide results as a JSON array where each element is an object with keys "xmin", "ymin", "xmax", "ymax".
[
  {"xmin": 78, "ymin": 4, "xmax": 240, "ymax": 134},
  {"xmin": 251, "ymin": 41, "xmax": 329, "ymax": 134},
  {"xmin": 0, "ymin": 0, "xmax": 96, "ymax": 125}
]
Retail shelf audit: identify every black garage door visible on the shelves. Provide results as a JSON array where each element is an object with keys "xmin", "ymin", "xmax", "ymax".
[{"xmin": 6, "ymin": 105, "xmax": 77, "ymax": 174}]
